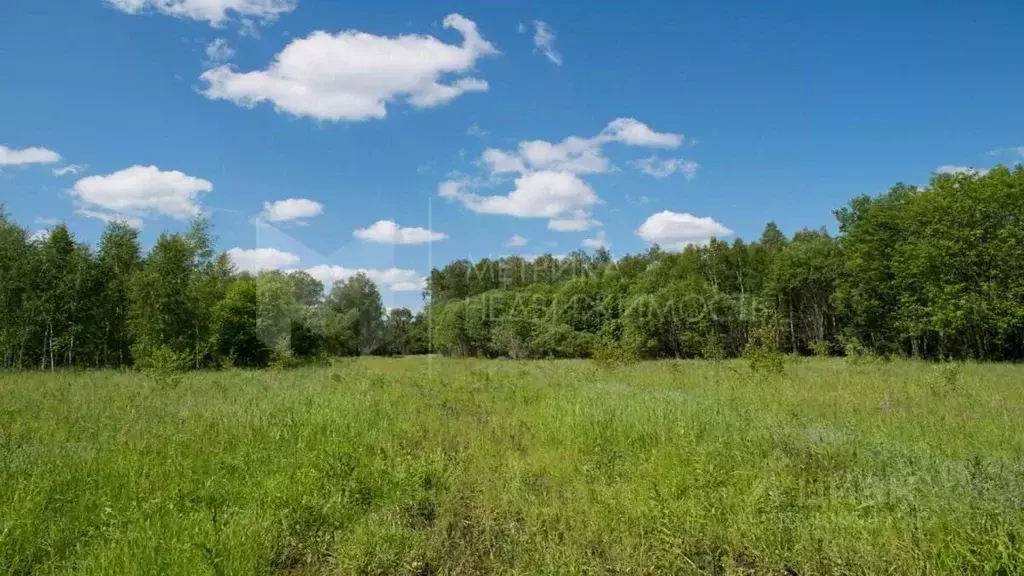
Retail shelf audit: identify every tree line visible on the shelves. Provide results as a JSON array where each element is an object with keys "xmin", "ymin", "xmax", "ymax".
[
  {"xmin": 427, "ymin": 166, "xmax": 1024, "ymax": 361},
  {"xmin": 0, "ymin": 219, "xmax": 429, "ymax": 370},
  {"xmin": 2, "ymin": 165, "xmax": 1022, "ymax": 370}
]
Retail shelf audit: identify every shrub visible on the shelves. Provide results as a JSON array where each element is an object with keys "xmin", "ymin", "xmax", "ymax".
[
  {"xmin": 744, "ymin": 326, "xmax": 785, "ymax": 375},
  {"xmin": 926, "ymin": 361, "xmax": 963, "ymax": 394},
  {"xmin": 810, "ymin": 340, "xmax": 832, "ymax": 358}
]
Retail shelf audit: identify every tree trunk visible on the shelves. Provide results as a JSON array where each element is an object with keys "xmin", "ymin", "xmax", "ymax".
[
  {"xmin": 41, "ymin": 323, "xmax": 48, "ymax": 370},
  {"xmin": 788, "ymin": 301, "xmax": 797, "ymax": 353}
]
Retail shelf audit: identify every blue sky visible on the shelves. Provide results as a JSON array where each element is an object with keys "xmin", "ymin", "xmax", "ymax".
[{"xmin": 2, "ymin": 0, "xmax": 1023, "ymax": 309}]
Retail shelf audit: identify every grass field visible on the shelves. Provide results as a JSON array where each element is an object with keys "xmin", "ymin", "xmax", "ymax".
[{"xmin": 1, "ymin": 358, "xmax": 1023, "ymax": 575}]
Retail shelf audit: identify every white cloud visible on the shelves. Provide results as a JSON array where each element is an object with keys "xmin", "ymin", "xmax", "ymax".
[
  {"xmin": 104, "ymin": 0, "xmax": 297, "ymax": 27},
  {"xmin": 547, "ymin": 211, "xmax": 601, "ymax": 232},
  {"xmin": 259, "ymin": 198, "xmax": 323, "ymax": 223},
  {"xmin": 582, "ymin": 230, "xmax": 610, "ymax": 250},
  {"xmin": 636, "ymin": 210, "xmax": 732, "ymax": 249},
  {"xmin": 35, "ymin": 217, "xmax": 61, "ymax": 226},
  {"xmin": 482, "ymin": 148, "xmax": 527, "ymax": 174},
  {"xmin": 28, "ymin": 230, "xmax": 51, "ymax": 243},
  {"xmin": 304, "ymin": 264, "xmax": 424, "ymax": 292},
  {"xmin": 504, "ymin": 233, "xmax": 528, "ymax": 247},
  {"xmin": 353, "ymin": 220, "xmax": 447, "ymax": 244},
  {"xmin": 440, "ymin": 171, "xmax": 598, "ymax": 219},
  {"xmin": 389, "ymin": 281, "xmax": 425, "ymax": 292},
  {"xmin": 0, "ymin": 145, "xmax": 60, "ymax": 166},
  {"xmin": 986, "ymin": 146, "xmax": 1024, "ymax": 158},
  {"xmin": 444, "ymin": 118, "xmax": 684, "ymax": 230},
  {"xmin": 532, "ymin": 20, "xmax": 561, "ymax": 66},
  {"xmin": 71, "ymin": 165, "xmax": 211, "ymax": 223},
  {"xmin": 76, "ymin": 209, "xmax": 144, "ymax": 230},
  {"xmin": 518, "ymin": 137, "xmax": 610, "ymax": 173},
  {"xmin": 227, "ymin": 247, "xmax": 300, "ymax": 272},
  {"xmin": 598, "ymin": 118, "xmax": 683, "ymax": 148},
  {"xmin": 631, "ymin": 157, "xmax": 700, "ymax": 179},
  {"xmin": 205, "ymin": 38, "xmax": 235, "ymax": 66},
  {"xmin": 52, "ymin": 164, "xmax": 86, "ymax": 177},
  {"xmin": 482, "ymin": 136, "xmax": 608, "ymax": 175},
  {"xmin": 467, "ymin": 123, "xmax": 489, "ymax": 137},
  {"xmin": 200, "ymin": 14, "xmax": 498, "ymax": 122},
  {"xmin": 478, "ymin": 118, "xmax": 681, "ymax": 177},
  {"xmin": 936, "ymin": 165, "xmax": 989, "ymax": 176}
]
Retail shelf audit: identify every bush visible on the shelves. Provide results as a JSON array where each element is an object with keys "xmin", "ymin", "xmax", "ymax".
[
  {"xmin": 591, "ymin": 334, "xmax": 640, "ymax": 367},
  {"xmin": 926, "ymin": 361, "xmax": 963, "ymax": 394},
  {"xmin": 532, "ymin": 324, "xmax": 593, "ymax": 359},
  {"xmin": 136, "ymin": 345, "xmax": 190, "ymax": 373},
  {"xmin": 838, "ymin": 333, "xmax": 870, "ymax": 363},
  {"xmin": 744, "ymin": 327, "xmax": 785, "ymax": 375}
]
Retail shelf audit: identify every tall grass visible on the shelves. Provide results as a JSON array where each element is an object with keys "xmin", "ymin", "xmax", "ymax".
[{"xmin": 1, "ymin": 358, "xmax": 1022, "ymax": 574}]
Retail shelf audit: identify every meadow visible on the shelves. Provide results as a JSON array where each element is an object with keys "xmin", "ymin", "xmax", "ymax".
[{"xmin": 1, "ymin": 358, "xmax": 1023, "ymax": 575}]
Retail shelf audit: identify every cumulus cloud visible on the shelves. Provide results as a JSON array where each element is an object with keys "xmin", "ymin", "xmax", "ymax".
[
  {"xmin": 71, "ymin": 165, "xmax": 212, "ymax": 223},
  {"xmin": 504, "ymin": 234, "xmax": 528, "ymax": 247},
  {"xmin": 479, "ymin": 118, "xmax": 681, "ymax": 177},
  {"xmin": 582, "ymin": 230, "xmax": 610, "ymax": 250},
  {"xmin": 204, "ymin": 38, "xmax": 235, "ymax": 66},
  {"xmin": 0, "ymin": 145, "xmax": 60, "ymax": 166},
  {"xmin": 227, "ymin": 247, "xmax": 300, "ymax": 272},
  {"xmin": 467, "ymin": 123, "xmax": 489, "ymax": 137},
  {"xmin": 259, "ymin": 198, "xmax": 323, "ymax": 223},
  {"xmin": 104, "ymin": 0, "xmax": 297, "ymax": 27},
  {"xmin": 532, "ymin": 20, "xmax": 561, "ymax": 66},
  {"xmin": 936, "ymin": 165, "xmax": 989, "ymax": 176},
  {"xmin": 631, "ymin": 157, "xmax": 700, "ymax": 179},
  {"xmin": 481, "ymin": 148, "xmax": 527, "ymax": 174},
  {"xmin": 443, "ymin": 118, "xmax": 683, "ymax": 231},
  {"xmin": 200, "ymin": 14, "xmax": 498, "ymax": 122},
  {"xmin": 353, "ymin": 220, "xmax": 447, "ymax": 244},
  {"xmin": 516, "ymin": 137, "xmax": 610, "ymax": 174},
  {"xmin": 52, "ymin": 164, "xmax": 86, "ymax": 177},
  {"xmin": 636, "ymin": 210, "xmax": 732, "ymax": 249},
  {"xmin": 304, "ymin": 264, "xmax": 425, "ymax": 292},
  {"xmin": 440, "ymin": 171, "xmax": 598, "ymax": 227},
  {"xmin": 598, "ymin": 118, "xmax": 684, "ymax": 148}
]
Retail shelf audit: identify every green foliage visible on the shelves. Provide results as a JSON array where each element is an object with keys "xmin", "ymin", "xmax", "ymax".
[
  {"xmin": 809, "ymin": 340, "xmax": 832, "ymax": 358},
  {"xmin": 591, "ymin": 331, "xmax": 641, "ymax": 367},
  {"xmin": 323, "ymin": 273, "xmax": 385, "ymax": 356},
  {"xmin": 925, "ymin": 360, "xmax": 964, "ymax": 395},
  {"xmin": 744, "ymin": 326, "xmax": 786, "ymax": 375},
  {"xmin": 5, "ymin": 165, "xmax": 1024, "ymax": 369},
  {"xmin": 136, "ymin": 345, "xmax": 190, "ymax": 374}
]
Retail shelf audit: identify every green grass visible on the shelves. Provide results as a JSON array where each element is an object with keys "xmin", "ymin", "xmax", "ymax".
[{"xmin": 1, "ymin": 358, "xmax": 1023, "ymax": 575}]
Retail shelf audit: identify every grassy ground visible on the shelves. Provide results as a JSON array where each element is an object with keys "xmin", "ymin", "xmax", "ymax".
[{"xmin": 1, "ymin": 358, "xmax": 1023, "ymax": 575}]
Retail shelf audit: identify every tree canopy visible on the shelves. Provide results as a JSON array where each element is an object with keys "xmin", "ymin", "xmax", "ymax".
[{"xmin": 1, "ymin": 165, "xmax": 1023, "ymax": 369}]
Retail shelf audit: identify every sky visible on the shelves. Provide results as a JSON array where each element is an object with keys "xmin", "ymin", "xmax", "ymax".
[{"xmin": 2, "ymin": 0, "xmax": 1024, "ymax": 310}]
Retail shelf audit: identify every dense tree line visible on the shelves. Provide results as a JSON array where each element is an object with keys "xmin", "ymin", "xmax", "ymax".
[
  {"xmin": 0, "ymin": 218, "xmax": 429, "ymax": 370},
  {"xmin": 2, "ymin": 166, "xmax": 1022, "ymax": 369},
  {"xmin": 427, "ymin": 166, "xmax": 1024, "ymax": 361}
]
